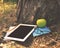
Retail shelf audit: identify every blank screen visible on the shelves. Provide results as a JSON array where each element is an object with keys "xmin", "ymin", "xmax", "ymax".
[{"xmin": 8, "ymin": 25, "xmax": 34, "ymax": 39}]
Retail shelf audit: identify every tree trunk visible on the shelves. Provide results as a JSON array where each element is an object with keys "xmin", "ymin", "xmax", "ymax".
[{"xmin": 16, "ymin": 0, "xmax": 60, "ymax": 26}]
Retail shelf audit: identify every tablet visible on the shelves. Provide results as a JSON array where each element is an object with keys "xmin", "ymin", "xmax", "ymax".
[{"xmin": 4, "ymin": 24, "xmax": 37, "ymax": 42}]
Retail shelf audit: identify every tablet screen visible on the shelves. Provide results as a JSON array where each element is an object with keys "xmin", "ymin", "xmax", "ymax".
[{"xmin": 8, "ymin": 25, "xmax": 34, "ymax": 39}]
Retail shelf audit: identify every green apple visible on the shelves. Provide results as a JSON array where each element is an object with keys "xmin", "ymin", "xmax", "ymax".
[{"xmin": 36, "ymin": 19, "xmax": 47, "ymax": 28}]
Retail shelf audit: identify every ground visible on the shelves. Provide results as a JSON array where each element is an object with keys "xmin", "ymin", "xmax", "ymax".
[{"xmin": 0, "ymin": 2, "xmax": 60, "ymax": 48}]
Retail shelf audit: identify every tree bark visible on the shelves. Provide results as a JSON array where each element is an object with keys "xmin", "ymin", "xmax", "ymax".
[{"xmin": 16, "ymin": 0, "xmax": 60, "ymax": 26}]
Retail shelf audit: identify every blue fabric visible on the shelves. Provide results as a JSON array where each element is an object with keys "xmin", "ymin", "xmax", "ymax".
[{"xmin": 32, "ymin": 27, "xmax": 51, "ymax": 37}]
